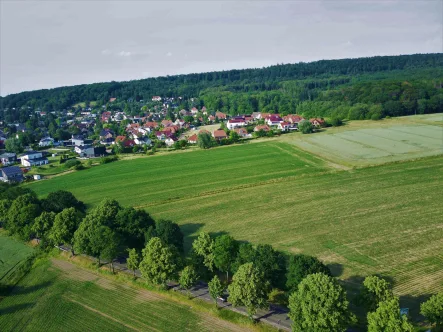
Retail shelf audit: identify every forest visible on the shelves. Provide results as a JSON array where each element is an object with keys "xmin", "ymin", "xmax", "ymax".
[{"xmin": 1, "ymin": 53, "xmax": 442, "ymax": 122}]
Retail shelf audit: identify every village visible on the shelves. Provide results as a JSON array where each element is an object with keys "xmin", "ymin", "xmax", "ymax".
[{"xmin": 0, "ymin": 95, "xmax": 326, "ymax": 183}]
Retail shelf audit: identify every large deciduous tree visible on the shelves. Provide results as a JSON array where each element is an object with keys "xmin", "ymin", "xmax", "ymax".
[
  {"xmin": 298, "ymin": 120, "xmax": 314, "ymax": 134},
  {"xmin": 139, "ymin": 237, "xmax": 179, "ymax": 287},
  {"xmin": 208, "ymin": 275, "xmax": 225, "ymax": 308},
  {"xmin": 360, "ymin": 275, "xmax": 394, "ymax": 312},
  {"xmin": 115, "ymin": 207, "xmax": 155, "ymax": 250},
  {"xmin": 288, "ymin": 273, "xmax": 356, "ymax": 332},
  {"xmin": 49, "ymin": 207, "xmax": 82, "ymax": 255},
  {"xmin": 286, "ymin": 254, "xmax": 331, "ymax": 294},
  {"xmin": 228, "ymin": 262, "xmax": 270, "ymax": 320},
  {"xmin": 41, "ymin": 190, "xmax": 85, "ymax": 213},
  {"xmin": 213, "ymin": 234, "xmax": 238, "ymax": 281},
  {"xmin": 6, "ymin": 194, "xmax": 42, "ymax": 240},
  {"xmin": 367, "ymin": 297, "xmax": 413, "ymax": 332},
  {"xmin": 32, "ymin": 211, "xmax": 56, "ymax": 242},
  {"xmin": 197, "ymin": 132, "xmax": 214, "ymax": 149},
  {"xmin": 420, "ymin": 293, "xmax": 443, "ymax": 331},
  {"xmin": 192, "ymin": 232, "xmax": 214, "ymax": 271},
  {"xmin": 155, "ymin": 219, "xmax": 184, "ymax": 253}
]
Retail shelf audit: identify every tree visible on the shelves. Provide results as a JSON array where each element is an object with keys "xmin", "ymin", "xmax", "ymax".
[
  {"xmin": 213, "ymin": 235, "xmax": 238, "ymax": 281},
  {"xmin": 229, "ymin": 131, "xmax": 240, "ymax": 143},
  {"xmin": 286, "ymin": 254, "xmax": 331, "ymax": 294},
  {"xmin": 288, "ymin": 273, "xmax": 356, "ymax": 332},
  {"xmin": 192, "ymin": 232, "xmax": 214, "ymax": 271},
  {"xmin": 420, "ymin": 293, "xmax": 443, "ymax": 330},
  {"xmin": 95, "ymin": 226, "xmax": 120, "ymax": 272},
  {"xmin": 41, "ymin": 190, "xmax": 85, "ymax": 213},
  {"xmin": 298, "ymin": 120, "xmax": 313, "ymax": 134},
  {"xmin": 231, "ymin": 242, "xmax": 255, "ymax": 273},
  {"xmin": 360, "ymin": 275, "xmax": 394, "ymax": 312},
  {"xmin": 126, "ymin": 248, "xmax": 140, "ymax": 277},
  {"xmin": 5, "ymin": 138, "xmax": 24, "ymax": 154},
  {"xmin": 50, "ymin": 207, "xmax": 82, "ymax": 255},
  {"xmin": 0, "ymin": 199, "xmax": 12, "ymax": 227},
  {"xmin": 208, "ymin": 275, "xmax": 225, "ymax": 308},
  {"xmin": 197, "ymin": 132, "xmax": 213, "ymax": 149},
  {"xmin": 228, "ymin": 262, "xmax": 270, "ymax": 320},
  {"xmin": 115, "ymin": 207, "xmax": 155, "ymax": 250},
  {"xmin": 6, "ymin": 194, "xmax": 42, "ymax": 240},
  {"xmin": 155, "ymin": 219, "xmax": 184, "ymax": 252},
  {"xmin": 139, "ymin": 237, "xmax": 178, "ymax": 287},
  {"xmin": 179, "ymin": 265, "xmax": 199, "ymax": 297},
  {"xmin": 330, "ymin": 117, "xmax": 343, "ymax": 127},
  {"xmin": 254, "ymin": 244, "xmax": 286, "ymax": 290},
  {"xmin": 367, "ymin": 297, "xmax": 413, "ymax": 332},
  {"xmin": 32, "ymin": 211, "xmax": 56, "ymax": 242}
]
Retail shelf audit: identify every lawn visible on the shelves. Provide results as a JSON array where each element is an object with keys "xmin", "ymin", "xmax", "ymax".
[
  {"xmin": 0, "ymin": 233, "xmax": 34, "ymax": 281},
  {"xmin": 0, "ymin": 258, "xmax": 249, "ymax": 332}
]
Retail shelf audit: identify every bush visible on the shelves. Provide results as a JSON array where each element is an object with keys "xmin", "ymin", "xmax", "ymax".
[
  {"xmin": 100, "ymin": 155, "xmax": 118, "ymax": 164},
  {"xmin": 330, "ymin": 117, "xmax": 343, "ymax": 127},
  {"xmin": 64, "ymin": 159, "xmax": 81, "ymax": 169}
]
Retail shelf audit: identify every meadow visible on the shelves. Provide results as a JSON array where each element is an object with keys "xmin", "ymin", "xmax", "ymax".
[
  {"xmin": 26, "ymin": 118, "xmax": 443, "ymax": 314},
  {"xmin": 0, "ymin": 234, "xmax": 34, "ymax": 281},
  {"xmin": 284, "ymin": 114, "xmax": 443, "ymax": 166},
  {"xmin": 0, "ymin": 258, "xmax": 251, "ymax": 332}
]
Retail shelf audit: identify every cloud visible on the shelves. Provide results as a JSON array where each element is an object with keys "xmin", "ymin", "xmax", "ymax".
[
  {"xmin": 117, "ymin": 51, "xmax": 132, "ymax": 57},
  {"xmin": 166, "ymin": 52, "xmax": 172, "ymax": 57},
  {"xmin": 101, "ymin": 49, "xmax": 112, "ymax": 55}
]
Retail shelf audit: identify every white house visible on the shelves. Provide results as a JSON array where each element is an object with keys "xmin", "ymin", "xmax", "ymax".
[
  {"xmin": 165, "ymin": 137, "xmax": 177, "ymax": 146},
  {"xmin": 227, "ymin": 119, "xmax": 246, "ymax": 130},
  {"xmin": 152, "ymin": 96, "xmax": 162, "ymax": 101},
  {"xmin": 39, "ymin": 137, "xmax": 54, "ymax": 147},
  {"xmin": 134, "ymin": 137, "xmax": 152, "ymax": 146},
  {"xmin": 21, "ymin": 151, "xmax": 49, "ymax": 167}
]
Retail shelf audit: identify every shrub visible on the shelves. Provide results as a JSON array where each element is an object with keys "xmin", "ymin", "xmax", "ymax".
[
  {"xmin": 64, "ymin": 159, "xmax": 81, "ymax": 169},
  {"xmin": 100, "ymin": 155, "xmax": 118, "ymax": 164},
  {"xmin": 330, "ymin": 117, "xmax": 343, "ymax": 127}
]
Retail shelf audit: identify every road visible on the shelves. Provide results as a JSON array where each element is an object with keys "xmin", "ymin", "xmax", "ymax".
[{"xmin": 58, "ymin": 245, "xmax": 292, "ymax": 331}]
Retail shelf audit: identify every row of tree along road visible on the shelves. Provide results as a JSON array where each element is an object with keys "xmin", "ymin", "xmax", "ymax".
[{"xmin": 0, "ymin": 182, "xmax": 442, "ymax": 331}]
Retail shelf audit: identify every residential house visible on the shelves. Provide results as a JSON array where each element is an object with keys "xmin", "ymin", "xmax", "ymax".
[
  {"xmin": 109, "ymin": 97, "xmax": 117, "ymax": 102},
  {"xmin": 251, "ymin": 112, "xmax": 262, "ymax": 120},
  {"xmin": 38, "ymin": 137, "xmax": 54, "ymax": 147},
  {"xmin": 227, "ymin": 119, "xmax": 246, "ymax": 130},
  {"xmin": 254, "ymin": 125, "xmax": 271, "ymax": 132},
  {"xmin": 152, "ymin": 96, "xmax": 162, "ymax": 101},
  {"xmin": 233, "ymin": 128, "xmax": 250, "ymax": 138},
  {"xmin": 144, "ymin": 122, "xmax": 158, "ymax": 132},
  {"xmin": 284, "ymin": 114, "xmax": 304, "ymax": 124},
  {"xmin": 215, "ymin": 111, "xmax": 227, "ymax": 120},
  {"xmin": 100, "ymin": 129, "xmax": 114, "ymax": 140},
  {"xmin": 75, "ymin": 145, "xmax": 106, "ymax": 157},
  {"xmin": 71, "ymin": 135, "xmax": 86, "ymax": 146},
  {"xmin": 155, "ymin": 132, "xmax": 166, "ymax": 140},
  {"xmin": 190, "ymin": 107, "xmax": 199, "ymax": 115},
  {"xmin": 165, "ymin": 136, "xmax": 178, "ymax": 147},
  {"xmin": 187, "ymin": 134, "xmax": 198, "ymax": 144},
  {"xmin": 101, "ymin": 111, "xmax": 112, "ymax": 123},
  {"xmin": 161, "ymin": 119, "xmax": 173, "ymax": 127},
  {"xmin": 0, "ymin": 166, "xmax": 23, "ymax": 183},
  {"xmin": 310, "ymin": 118, "xmax": 326, "ymax": 127},
  {"xmin": 265, "ymin": 114, "xmax": 283, "ymax": 126},
  {"xmin": 134, "ymin": 136, "xmax": 152, "ymax": 146},
  {"xmin": 213, "ymin": 129, "xmax": 228, "ymax": 140},
  {"xmin": 0, "ymin": 153, "xmax": 17, "ymax": 166},
  {"xmin": 21, "ymin": 151, "xmax": 49, "ymax": 167}
]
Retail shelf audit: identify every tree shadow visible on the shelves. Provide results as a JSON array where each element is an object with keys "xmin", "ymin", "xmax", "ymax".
[
  {"xmin": 399, "ymin": 293, "xmax": 432, "ymax": 323},
  {"xmin": 0, "ymin": 281, "xmax": 53, "ymax": 297},
  {"xmin": 327, "ymin": 263, "xmax": 344, "ymax": 277},
  {"xmin": 180, "ymin": 223, "xmax": 205, "ymax": 252},
  {"xmin": 0, "ymin": 303, "xmax": 34, "ymax": 315}
]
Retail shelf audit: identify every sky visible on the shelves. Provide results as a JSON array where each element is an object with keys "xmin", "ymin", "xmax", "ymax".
[{"xmin": 0, "ymin": 0, "xmax": 442, "ymax": 96}]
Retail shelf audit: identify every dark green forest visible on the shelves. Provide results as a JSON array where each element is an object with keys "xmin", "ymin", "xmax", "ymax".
[{"xmin": 1, "ymin": 53, "xmax": 442, "ymax": 121}]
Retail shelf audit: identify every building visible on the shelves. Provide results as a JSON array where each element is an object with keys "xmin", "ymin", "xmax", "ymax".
[
  {"xmin": 215, "ymin": 111, "xmax": 227, "ymax": 120},
  {"xmin": 227, "ymin": 119, "xmax": 246, "ymax": 130},
  {"xmin": 38, "ymin": 137, "xmax": 54, "ymax": 147},
  {"xmin": 233, "ymin": 128, "xmax": 250, "ymax": 137},
  {"xmin": 21, "ymin": 151, "xmax": 49, "ymax": 167},
  {"xmin": 265, "ymin": 114, "xmax": 283, "ymax": 126},
  {"xmin": 0, "ymin": 153, "xmax": 17, "ymax": 166},
  {"xmin": 254, "ymin": 125, "xmax": 271, "ymax": 132},
  {"xmin": 213, "ymin": 129, "xmax": 228, "ymax": 140},
  {"xmin": 310, "ymin": 118, "xmax": 326, "ymax": 127},
  {"xmin": 152, "ymin": 96, "xmax": 162, "ymax": 101},
  {"xmin": 187, "ymin": 134, "xmax": 198, "ymax": 144},
  {"xmin": 71, "ymin": 135, "xmax": 85, "ymax": 146},
  {"xmin": 134, "ymin": 137, "xmax": 152, "ymax": 146},
  {"xmin": 165, "ymin": 136, "xmax": 178, "ymax": 146},
  {"xmin": 0, "ymin": 166, "xmax": 24, "ymax": 183},
  {"xmin": 75, "ymin": 145, "xmax": 106, "ymax": 158}
]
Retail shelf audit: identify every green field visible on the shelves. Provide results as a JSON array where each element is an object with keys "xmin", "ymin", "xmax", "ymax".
[
  {"xmin": 284, "ymin": 116, "xmax": 443, "ymax": 166},
  {"xmin": 26, "ymin": 119, "xmax": 443, "ymax": 308},
  {"xmin": 0, "ymin": 258, "xmax": 249, "ymax": 332},
  {"xmin": 0, "ymin": 234, "xmax": 34, "ymax": 281}
]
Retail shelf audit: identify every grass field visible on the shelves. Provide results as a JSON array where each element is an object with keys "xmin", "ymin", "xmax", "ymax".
[
  {"xmin": 0, "ymin": 234, "xmax": 34, "ymax": 281},
  {"xmin": 0, "ymin": 258, "xmax": 252, "ymax": 332},
  {"xmin": 283, "ymin": 115, "xmax": 443, "ymax": 166},
  {"xmin": 26, "ymin": 117, "xmax": 443, "ymax": 316}
]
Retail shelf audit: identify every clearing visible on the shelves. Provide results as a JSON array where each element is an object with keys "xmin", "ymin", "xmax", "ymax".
[{"xmin": 0, "ymin": 233, "xmax": 34, "ymax": 281}]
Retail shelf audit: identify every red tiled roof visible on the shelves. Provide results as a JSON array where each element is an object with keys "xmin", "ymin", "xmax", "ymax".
[{"xmin": 213, "ymin": 129, "xmax": 228, "ymax": 138}]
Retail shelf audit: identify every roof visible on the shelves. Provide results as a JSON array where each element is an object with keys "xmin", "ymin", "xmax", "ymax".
[
  {"xmin": 255, "ymin": 125, "xmax": 270, "ymax": 131},
  {"xmin": 22, "ymin": 150, "xmax": 40, "ymax": 156},
  {"xmin": 228, "ymin": 119, "xmax": 245, "ymax": 123},
  {"xmin": 1, "ymin": 166, "xmax": 22, "ymax": 177},
  {"xmin": 115, "ymin": 136, "xmax": 126, "ymax": 142},
  {"xmin": 213, "ymin": 129, "xmax": 228, "ymax": 138},
  {"xmin": 0, "ymin": 153, "xmax": 16, "ymax": 158},
  {"xmin": 188, "ymin": 134, "xmax": 198, "ymax": 141}
]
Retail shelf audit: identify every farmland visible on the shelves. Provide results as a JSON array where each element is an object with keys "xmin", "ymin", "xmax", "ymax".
[
  {"xmin": 0, "ymin": 258, "xmax": 251, "ymax": 332},
  {"xmin": 0, "ymin": 233, "xmax": 34, "ymax": 281},
  {"xmin": 26, "ymin": 118, "xmax": 443, "ymax": 307}
]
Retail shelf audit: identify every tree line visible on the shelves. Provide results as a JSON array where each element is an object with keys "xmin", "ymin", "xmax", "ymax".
[{"xmin": 1, "ymin": 183, "xmax": 442, "ymax": 331}]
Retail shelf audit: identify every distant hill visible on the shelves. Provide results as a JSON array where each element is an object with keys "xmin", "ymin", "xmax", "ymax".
[{"xmin": 1, "ymin": 53, "xmax": 442, "ymax": 121}]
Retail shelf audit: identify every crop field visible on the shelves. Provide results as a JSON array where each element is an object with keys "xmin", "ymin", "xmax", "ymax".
[
  {"xmin": 285, "ymin": 122, "xmax": 443, "ymax": 166},
  {"xmin": 26, "ymin": 118, "xmax": 443, "ymax": 312},
  {"xmin": 0, "ymin": 234, "xmax": 34, "ymax": 281},
  {"xmin": 0, "ymin": 258, "xmax": 250, "ymax": 332}
]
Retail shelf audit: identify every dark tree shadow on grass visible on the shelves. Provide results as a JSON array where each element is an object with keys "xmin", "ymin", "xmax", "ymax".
[
  {"xmin": 0, "ymin": 303, "xmax": 34, "ymax": 315},
  {"xmin": 327, "ymin": 263, "xmax": 344, "ymax": 277},
  {"xmin": 180, "ymin": 223, "xmax": 205, "ymax": 252}
]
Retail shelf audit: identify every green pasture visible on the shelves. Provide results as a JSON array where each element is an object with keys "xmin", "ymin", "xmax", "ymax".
[
  {"xmin": 0, "ymin": 234, "xmax": 34, "ymax": 281},
  {"xmin": 287, "ymin": 123, "xmax": 443, "ymax": 166},
  {"xmin": 0, "ymin": 258, "xmax": 244, "ymax": 332}
]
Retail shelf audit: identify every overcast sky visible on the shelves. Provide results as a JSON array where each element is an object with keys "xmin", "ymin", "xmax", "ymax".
[{"xmin": 0, "ymin": 0, "xmax": 442, "ymax": 96}]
